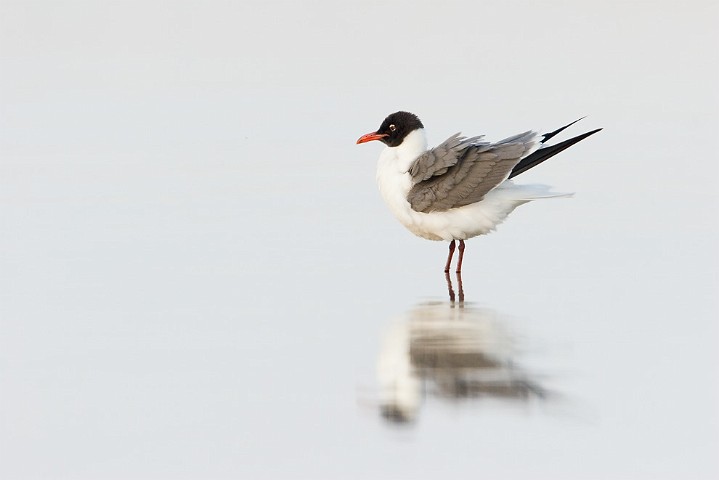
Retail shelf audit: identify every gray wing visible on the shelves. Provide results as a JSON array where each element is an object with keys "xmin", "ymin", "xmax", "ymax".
[
  {"xmin": 408, "ymin": 133, "xmax": 484, "ymax": 181},
  {"xmin": 407, "ymin": 131, "xmax": 539, "ymax": 213}
]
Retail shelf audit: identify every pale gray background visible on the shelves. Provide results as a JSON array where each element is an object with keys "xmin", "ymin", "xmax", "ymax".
[{"xmin": 1, "ymin": 0, "xmax": 718, "ymax": 479}]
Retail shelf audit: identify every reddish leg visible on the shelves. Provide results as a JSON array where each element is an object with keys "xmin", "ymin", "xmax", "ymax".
[
  {"xmin": 445, "ymin": 270, "xmax": 455, "ymax": 303},
  {"xmin": 456, "ymin": 240, "xmax": 466, "ymax": 273},
  {"xmin": 456, "ymin": 270, "xmax": 464, "ymax": 303},
  {"xmin": 444, "ymin": 240, "xmax": 456, "ymax": 273}
]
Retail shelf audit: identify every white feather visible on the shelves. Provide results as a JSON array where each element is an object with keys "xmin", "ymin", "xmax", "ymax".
[{"xmin": 376, "ymin": 128, "xmax": 569, "ymax": 242}]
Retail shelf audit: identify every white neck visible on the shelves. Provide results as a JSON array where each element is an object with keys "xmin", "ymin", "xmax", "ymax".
[
  {"xmin": 375, "ymin": 128, "xmax": 428, "ymax": 228},
  {"xmin": 382, "ymin": 128, "xmax": 428, "ymax": 173}
]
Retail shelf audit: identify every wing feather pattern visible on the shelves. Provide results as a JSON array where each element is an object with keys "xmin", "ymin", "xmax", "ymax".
[{"xmin": 407, "ymin": 131, "xmax": 539, "ymax": 213}]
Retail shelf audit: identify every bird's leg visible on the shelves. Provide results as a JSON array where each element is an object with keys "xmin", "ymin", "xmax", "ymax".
[
  {"xmin": 456, "ymin": 270, "xmax": 464, "ymax": 303},
  {"xmin": 444, "ymin": 240, "xmax": 456, "ymax": 273},
  {"xmin": 445, "ymin": 270, "xmax": 455, "ymax": 303},
  {"xmin": 456, "ymin": 240, "xmax": 466, "ymax": 274}
]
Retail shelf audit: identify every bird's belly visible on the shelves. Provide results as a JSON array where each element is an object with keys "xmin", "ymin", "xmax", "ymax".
[
  {"xmin": 378, "ymin": 170, "xmax": 530, "ymax": 242},
  {"xmin": 388, "ymin": 202, "xmax": 507, "ymax": 242},
  {"xmin": 407, "ymin": 202, "xmax": 510, "ymax": 241}
]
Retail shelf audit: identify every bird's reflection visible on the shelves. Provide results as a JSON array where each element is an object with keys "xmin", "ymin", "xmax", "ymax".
[
  {"xmin": 377, "ymin": 301, "xmax": 546, "ymax": 424},
  {"xmin": 445, "ymin": 270, "xmax": 464, "ymax": 303}
]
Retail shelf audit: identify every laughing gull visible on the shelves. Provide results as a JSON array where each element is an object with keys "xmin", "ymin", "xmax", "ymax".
[{"xmin": 357, "ymin": 111, "xmax": 601, "ymax": 273}]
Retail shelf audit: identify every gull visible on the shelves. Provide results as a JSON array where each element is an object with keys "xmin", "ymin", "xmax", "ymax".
[{"xmin": 357, "ymin": 111, "xmax": 601, "ymax": 273}]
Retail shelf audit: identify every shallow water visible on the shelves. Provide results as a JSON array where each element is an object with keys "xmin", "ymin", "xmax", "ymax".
[{"xmin": 1, "ymin": 1, "xmax": 718, "ymax": 478}]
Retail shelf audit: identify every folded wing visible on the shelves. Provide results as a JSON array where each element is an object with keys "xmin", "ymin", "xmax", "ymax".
[{"xmin": 407, "ymin": 131, "xmax": 539, "ymax": 213}]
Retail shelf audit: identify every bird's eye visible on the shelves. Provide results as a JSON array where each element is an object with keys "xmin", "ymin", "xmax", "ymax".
[{"xmin": 389, "ymin": 124, "xmax": 396, "ymax": 132}]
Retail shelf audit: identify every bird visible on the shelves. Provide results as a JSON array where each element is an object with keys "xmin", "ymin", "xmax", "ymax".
[{"xmin": 356, "ymin": 111, "xmax": 601, "ymax": 273}]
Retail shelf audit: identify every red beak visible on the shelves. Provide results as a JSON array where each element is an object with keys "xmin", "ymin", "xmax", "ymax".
[{"xmin": 356, "ymin": 132, "xmax": 388, "ymax": 144}]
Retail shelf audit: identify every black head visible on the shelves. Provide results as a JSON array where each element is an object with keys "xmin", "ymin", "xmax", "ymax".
[{"xmin": 356, "ymin": 111, "xmax": 424, "ymax": 147}]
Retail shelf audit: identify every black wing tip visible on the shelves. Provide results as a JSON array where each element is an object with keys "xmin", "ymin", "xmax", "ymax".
[
  {"xmin": 541, "ymin": 117, "xmax": 584, "ymax": 144},
  {"xmin": 539, "ymin": 116, "xmax": 604, "ymax": 144},
  {"xmin": 509, "ymin": 126, "xmax": 602, "ymax": 179},
  {"xmin": 568, "ymin": 127, "xmax": 603, "ymax": 143}
]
